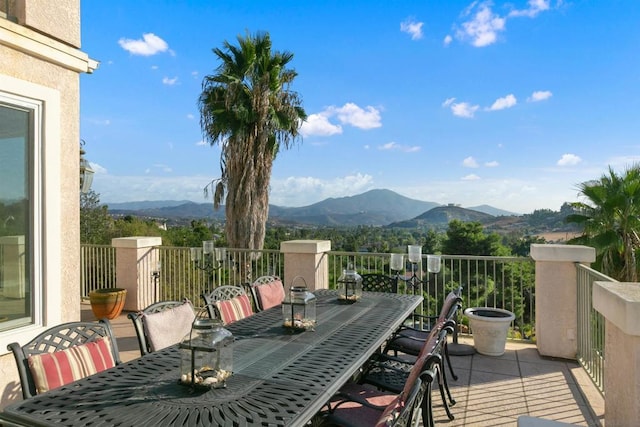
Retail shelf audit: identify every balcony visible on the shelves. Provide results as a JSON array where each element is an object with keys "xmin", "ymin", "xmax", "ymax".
[{"xmin": 80, "ymin": 240, "xmax": 614, "ymax": 425}]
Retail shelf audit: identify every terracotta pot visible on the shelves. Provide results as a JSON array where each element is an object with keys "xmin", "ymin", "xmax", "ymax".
[{"xmin": 89, "ymin": 288, "xmax": 127, "ymax": 320}]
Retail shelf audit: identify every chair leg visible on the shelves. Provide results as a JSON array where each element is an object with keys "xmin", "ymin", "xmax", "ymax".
[
  {"xmin": 437, "ymin": 367, "xmax": 455, "ymax": 421},
  {"xmin": 420, "ymin": 382, "xmax": 434, "ymax": 427},
  {"xmin": 444, "ymin": 341, "xmax": 458, "ymax": 381},
  {"xmin": 439, "ymin": 355, "xmax": 457, "ymax": 407}
]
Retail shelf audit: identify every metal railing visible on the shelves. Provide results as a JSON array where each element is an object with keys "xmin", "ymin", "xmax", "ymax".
[
  {"xmin": 80, "ymin": 244, "xmax": 116, "ymax": 297},
  {"xmin": 151, "ymin": 247, "xmax": 283, "ymax": 304},
  {"xmin": 330, "ymin": 252, "xmax": 535, "ymax": 339},
  {"xmin": 576, "ymin": 263, "xmax": 612, "ymax": 396}
]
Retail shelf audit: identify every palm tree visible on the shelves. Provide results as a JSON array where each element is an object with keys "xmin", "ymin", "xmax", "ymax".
[
  {"xmin": 198, "ymin": 31, "xmax": 306, "ymax": 254},
  {"xmin": 566, "ymin": 165, "xmax": 640, "ymax": 281}
]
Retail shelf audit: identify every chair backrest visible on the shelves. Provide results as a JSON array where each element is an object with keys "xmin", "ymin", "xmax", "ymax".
[
  {"xmin": 361, "ymin": 274, "xmax": 398, "ymax": 293},
  {"xmin": 7, "ymin": 319, "xmax": 121, "ymax": 399},
  {"xmin": 127, "ymin": 300, "xmax": 195, "ymax": 356},
  {"xmin": 377, "ymin": 327, "xmax": 446, "ymax": 426},
  {"xmin": 250, "ymin": 275, "xmax": 285, "ymax": 311},
  {"xmin": 201, "ymin": 285, "xmax": 254, "ymax": 324},
  {"xmin": 437, "ymin": 287, "xmax": 463, "ymax": 323}
]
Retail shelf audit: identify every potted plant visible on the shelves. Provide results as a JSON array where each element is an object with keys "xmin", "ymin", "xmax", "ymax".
[{"xmin": 89, "ymin": 288, "xmax": 127, "ymax": 320}]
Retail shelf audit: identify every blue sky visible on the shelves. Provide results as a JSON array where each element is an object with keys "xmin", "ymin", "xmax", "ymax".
[{"xmin": 80, "ymin": 1, "xmax": 640, "ymax": 214}]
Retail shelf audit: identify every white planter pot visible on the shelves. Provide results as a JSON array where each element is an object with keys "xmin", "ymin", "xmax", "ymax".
[{"xmin": 464, "ymin": 307, "xmax": 515, "ymax": 356}]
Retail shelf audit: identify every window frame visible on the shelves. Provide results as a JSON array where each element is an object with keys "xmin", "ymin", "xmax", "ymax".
[{"xmin": 0, "ymin": 74, "xmax": 62, "ymax": 353}]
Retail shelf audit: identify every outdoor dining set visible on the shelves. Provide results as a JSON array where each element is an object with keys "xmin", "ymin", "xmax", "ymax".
[{"xmin": 1, "ymin": 259, "xmax": 465, "ymax": 427}]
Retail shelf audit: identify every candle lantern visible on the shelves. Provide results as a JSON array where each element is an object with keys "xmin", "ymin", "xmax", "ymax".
[
  {"xmin": 282, "ymin": 277, "xmax": 316, "ymax": 331},
  {"xmin": 179, "ymin": 316, "xmax": 233, "ymax": 389},
  {"xmin": 337, "ymin": 263, "xmax": 362, "ymax": 303}
]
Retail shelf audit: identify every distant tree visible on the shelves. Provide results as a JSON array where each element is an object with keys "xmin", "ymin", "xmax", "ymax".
[
  {"xmin": 198, "ymin": 31, "xmax": 307, "ymax": 258},
  {"xmin": 566, "ymin": 165, "xmax": 640, "ymax": 281},
  {"xmin": 442, "ymin": 220, "xmax": 507, "ymax": 256},
  {"xmin": 80, "ymin": 190, "xmax": 113, "ymax": 244}
]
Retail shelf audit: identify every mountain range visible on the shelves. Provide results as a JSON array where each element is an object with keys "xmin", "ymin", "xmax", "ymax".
[{"xmin": 107, "ymin": 189, "xmax": 519, "ymax": 228}]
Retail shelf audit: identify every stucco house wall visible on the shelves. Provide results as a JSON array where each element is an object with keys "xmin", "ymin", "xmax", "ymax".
[{"xmin": 0, "ymin": 0, "xmax": 96, "ymax": 408}]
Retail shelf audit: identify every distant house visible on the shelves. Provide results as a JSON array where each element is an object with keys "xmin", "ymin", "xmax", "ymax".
[{"xmin": 0, "ymin": 0, "xmax": 97, "ymax": 408}]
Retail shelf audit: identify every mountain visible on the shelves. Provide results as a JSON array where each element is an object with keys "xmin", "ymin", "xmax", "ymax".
[
  {"xmin": 105, "ymin": 189, "xmax": 514, "ymax": 227},
  {"xmin": 467, "ymin": 205, "xmax": 517, "ymax": 217},
  {"xmin": 107, "ymin": 200, "xmax": 192, "ymax": 210},
  {"xmin": 387, "ymin": 205, "xmax": 494, "ymax": 229},
  {"xmin": 268, "ymin": 189, "xmax": 440, "ymax": 226}
]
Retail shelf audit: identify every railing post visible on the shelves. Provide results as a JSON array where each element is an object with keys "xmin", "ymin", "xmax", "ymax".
[
  {"xmin": 593, "ymin": 281, "xmax": 640, "ymax": 426},
  {"xmin": 530, "ymin": 244, "xmax": 595, "ymax": 359},
  {"xmin": 112, "ymin": 237, "xmax": 162, "ymax": 311},
  {"xmin": 280, "ymin": 240, "xmax": 331, "ymax": 291}
]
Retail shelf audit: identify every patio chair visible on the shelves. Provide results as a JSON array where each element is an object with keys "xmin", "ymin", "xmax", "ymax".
[
  {"xmin": 127, "ymin": 300, "xmax": 196, "ymax": 356},
  {"xmin": 321, "ymin": 324, "xmax": 445, "ymax": 427},
  {"xmin": 201, "ymin": 285, "xmax": 254, "ymax": 325},
  {"xmin": 360, "ymin": 321, "xmax": 456, "ymax": 423},
  {"xmin": 7, "ymin": 319, "xmax": 121, "ymax": 399},
  {"xmin": 360, "ymin": 273, "xmax": 398, "ymax": 293},
  {"xmin": 249, "ymin": 275, "xmax": 285, "ymax": 311},
  {"xmin": 385, "ymin": 287, "xmax": 463, "ymax": 382}
]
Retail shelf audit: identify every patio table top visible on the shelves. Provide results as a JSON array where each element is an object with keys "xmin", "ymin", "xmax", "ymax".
[{"xmin": 0, "ymin": 290, "xmax": 422, "ymax": 427}]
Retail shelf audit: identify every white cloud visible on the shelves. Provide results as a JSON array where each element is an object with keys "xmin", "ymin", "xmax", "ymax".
[
  {"xmin": 444, "ymin": 35, "xmax": 453, "ymax": 46},
  {"xmin": 528, "ymin": 90, "xmax": 553, "ymax": 102},
  {"xmin": 488, "ymin": 94, "xmax": 517, "ymax": 110},
  {"xmin": 187, "ymin": 114, "xmax": 195, "ymax": 120},
  {"xmin": 269, "ymin": 173, "xmax": 374, "ymax": 207},
  {"xmin": 400, "ymin": 18, "xmax": 424, "ymax": 40},
  {"xmin": 118, "ymin": 33, "xmax": 170, "ymax": 56},
  {"xmin": 449, "ymin": 101, "xmax": 479, "ymax": 118},
  {"xmin": 162, "ymin": 76, "xmax": 178, "ymax": 85},
  {"xmin": 462, "ymin": 174, "xmax": 481, "ymax": 181},
  {"xmin": 442, "ymin": 97, "xmax": 456, "ymax": 107},
  {"xmin": 557, "ymin": 154, "xmax": 582, "ymax": 166},
  {"xmin": 463, "ymin": 156, "xmax": 479, "ymax": 168},
  {"xmin": 456, "ymin": 1, "xmax": 506, "ymax": 47},
  {"xmin": 300, "ymin": 113, "xmax": 343, "ymax": 137},
  {"xmin": 196, "ymin": 140, "xmax": 207, "ymax": 146},
  {"xmin": 151, "ymin": 65, "xmax": 159, "ymax": 70},
  {"xmin": 485, "ymin": 160, "xmax": 499, "ymax": 167},
  {"xmin": 378, "ymin": 142, "xmax": 421, "ymax": 153},
  {"xmin": 330, "ymin": 103, "xmax": 382, "ymax": 129},
  {"xmin": 509, "ymin": 0, "xmax": 551, "ymax": 18},
  {"xmin": 302, "ymin": 103, "xmax": 382, "ymax": 137}
]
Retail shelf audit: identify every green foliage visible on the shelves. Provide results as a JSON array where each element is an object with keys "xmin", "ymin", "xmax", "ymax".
[
  {"xmin": 567, "ymin": 165, "xmax": 640, "ymax": 281},
  {"xmin": 442, "ymin": 220, "xmax": 508, "ymax": 256},
  {"xmin": 80, "ymin": 190, "xmax": 113, "ymax": 244}
]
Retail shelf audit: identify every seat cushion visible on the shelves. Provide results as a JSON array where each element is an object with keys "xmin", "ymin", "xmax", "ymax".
[
  {"xmin": 387, "ymin": 328, "xmax": 429, "ymax": 356},
  {"xmin": 143, "ymin": 301, "xmax": 196, "ymax": 352},
  {"xmin": 215, "ymin": 294, "xmax": 254, "ymax": 324},
  {"xmin": 28, "ymin": 336, "xmax": 116, "ymax": 394},
  {"xmin": 256, "ymin": 280, "xmax": 285, "ymax": 310}
]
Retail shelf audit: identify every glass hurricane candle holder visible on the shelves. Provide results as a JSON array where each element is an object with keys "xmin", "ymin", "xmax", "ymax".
[
  {"xmin": 337, "ymin": 263, "xmax": 362, "ymax": 303},
  {"xmin": 282, "ymin": 277, "xmax": 316, "ymax": 331},
  {"xmin": 179, "ymin": 317, "xmax": 233, "ymax": 389}
]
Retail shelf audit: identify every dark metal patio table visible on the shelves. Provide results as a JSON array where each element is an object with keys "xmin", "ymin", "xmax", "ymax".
[{"xmin": 0, "ymin": 290, "xmax": 422, "ymax": 427}]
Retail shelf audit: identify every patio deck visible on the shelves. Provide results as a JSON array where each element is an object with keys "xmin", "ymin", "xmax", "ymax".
[{"xmin": 83, "ymin": 302, "xmax": 604, "ymax": 427}]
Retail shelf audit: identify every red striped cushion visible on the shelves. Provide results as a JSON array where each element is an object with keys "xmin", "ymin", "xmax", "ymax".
[
  {"xmin": 215, "ymin": 294, "xmax": 254, "ymax": 324},
  {"xmin": 28, "ymin": 337, "xmax": 116, "ymax": 394}
]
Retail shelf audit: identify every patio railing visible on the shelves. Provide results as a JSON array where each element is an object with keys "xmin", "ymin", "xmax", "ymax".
[
  {"xmin": 81, "ymin": 244, "xmax": 535, "ymax": 338},
  {"xmin": 576, "ymin": 263, "xmax": 613, "ymax": 395}
]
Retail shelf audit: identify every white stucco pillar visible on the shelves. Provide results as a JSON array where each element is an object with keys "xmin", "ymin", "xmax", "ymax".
[
  {"xmin": 530, "ymin": 244, "xmax": 595, "ymax": 359},
  {"xmin": 280, "ymin": 240, "xmax": 331, "ymax": 292},
  {"xmin": 593, "ymin": 281, "xmax": 640, "ymax": 426},
  {"xmin": 112, "ymin": 237, "xmax": 162, "ymax": 311}
]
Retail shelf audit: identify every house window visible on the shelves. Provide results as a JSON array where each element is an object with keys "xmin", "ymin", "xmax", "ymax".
[{"xmin": 0, "ymin": 98, "xmax": 40, "ymax": 332}]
